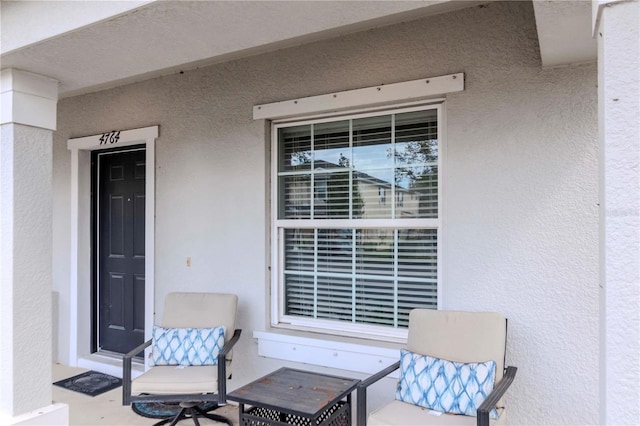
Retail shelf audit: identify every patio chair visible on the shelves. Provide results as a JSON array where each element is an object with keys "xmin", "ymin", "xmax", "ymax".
[
  {"xmin": 122, "ymin": 292, "xmax": 242, "ymax": 426},
  {"xmin": 357, "ymin": 310, "xmax": 517, "ymax": 426}
]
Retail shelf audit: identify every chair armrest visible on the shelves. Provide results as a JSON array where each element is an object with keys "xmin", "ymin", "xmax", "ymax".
[
  {"xmin": 122, "ymin": 339, "xmax": 152, "ymax": 406},
  {"xmin": 356, "ymin": 361, "xmax": 400, "ymax": 426},
  {"xmin": 477, "ymin": 366, "xmax": 517, "ymax": 426},
  {"xmin": 219, "ymin": 328, "xmax": 242, "ymax": 357},
  {"xmin": 217, "ymin": 328, "xmax": 242, "ymax": 403}
]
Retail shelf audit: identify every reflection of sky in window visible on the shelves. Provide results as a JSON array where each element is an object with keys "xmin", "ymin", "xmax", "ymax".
[
  {"xmin": 284, "ymin": 109, "xmax": 437, "ymax": 169},
  {"xmin": 313, "ymin": 147, "xmax": 347, "ymax": 168},
  {"xmin": 315, "ymin": 145, "xmax": 395, "ymax": 185},
  {"xmin": 353, "ymin": 144, "xmax": 392, "ymax": 170}
]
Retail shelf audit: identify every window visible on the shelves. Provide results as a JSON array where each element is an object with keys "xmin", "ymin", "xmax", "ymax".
[
  {"xmin": 379, "ymin": 187, "xmax": 386, "ymax": 205},
  {"xmin": 273, "ymin": 105, "xmax": 441, "ymax": 340}
]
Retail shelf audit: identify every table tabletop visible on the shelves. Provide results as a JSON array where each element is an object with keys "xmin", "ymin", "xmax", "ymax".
[{"xmin": 227, "ymin": 367, "xmax": 360, "ymax": 419}]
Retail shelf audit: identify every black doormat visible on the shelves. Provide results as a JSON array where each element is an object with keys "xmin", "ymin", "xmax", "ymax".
[
  {"xmin": 132, "ymin": 400, "xmax": 219, "ymax": 419},
  {"xmin": 53, "ymin": 370, "xmax": 122, "ymax": 397}
]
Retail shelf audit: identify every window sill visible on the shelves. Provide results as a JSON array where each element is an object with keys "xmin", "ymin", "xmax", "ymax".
[{"xmin": 253, "ymin": 330, "xmax": 401, "ymax": 376}]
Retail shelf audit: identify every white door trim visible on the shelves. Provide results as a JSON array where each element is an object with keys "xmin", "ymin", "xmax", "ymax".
[{"xmin": 67, "ymin": 126, "xmax": 157, "ymax": 368}]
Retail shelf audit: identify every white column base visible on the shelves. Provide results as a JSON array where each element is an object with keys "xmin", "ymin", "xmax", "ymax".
[{"xmin": 0, "ymin": 403, "xmax": 68, "ymax": 426}]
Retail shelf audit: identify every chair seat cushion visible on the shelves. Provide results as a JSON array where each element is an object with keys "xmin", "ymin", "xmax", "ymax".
[
  {"xmin": 369, "ymin": 400, "xmax": 505, "ymax": 426},
  {"xmin": 131, "ymin": 365, "xmax": 218, "ymax": 395}
]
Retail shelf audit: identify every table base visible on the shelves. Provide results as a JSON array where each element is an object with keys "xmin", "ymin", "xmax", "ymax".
[{"xmin": 240, "ymin": 401, "xmax": 350, "ymax": 426}]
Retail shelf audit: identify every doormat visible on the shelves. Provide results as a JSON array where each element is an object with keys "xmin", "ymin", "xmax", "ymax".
[
  {"xmin": 53, "ymin": 370, "xmax": 122, "ymax": 397},
  {"xmin": 132, "ymin": 400, "xmax": 219, "ymax": 419}
]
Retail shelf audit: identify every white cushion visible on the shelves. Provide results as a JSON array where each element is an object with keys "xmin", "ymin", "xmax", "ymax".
[
  {"xmin": 369, "ymin": 400, "xmax": 506, "ymax": 426},
  {"xmin": 161, "ymin": 292, "xmax": 238, "ymax": 364},
  {"xmin": 130, "ymin": 293, "xmax": 238, "ymax": 398},
  {"xmin": 131, "ymin": 365, "xmax": 218, "ymax": 395},
  {"xmin": 368, "ymin": 310, "xmax": 510, "ymax": 426},
  {"xmin": 162, "ymin": 293, "xmax": 238, "ymax": 345},
  {"xmin": 407, "ymin": 310, "xmax": 506, "ymax": 382}
]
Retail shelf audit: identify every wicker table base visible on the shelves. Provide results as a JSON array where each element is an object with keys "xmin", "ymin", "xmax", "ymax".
[{"xmin": 241, "ymin": 401, "xmax": 349, "ymax": 426}]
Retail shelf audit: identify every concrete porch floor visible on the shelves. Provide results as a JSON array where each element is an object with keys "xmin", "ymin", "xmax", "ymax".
[{"xmin": 52, "ymin": 363, "xmax": 239, "ymax": 425}]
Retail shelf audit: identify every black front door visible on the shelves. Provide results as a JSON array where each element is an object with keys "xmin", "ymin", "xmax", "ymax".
[{"xmin": 96, "ymin": 148, "xmax": 146, "ymax": 354}]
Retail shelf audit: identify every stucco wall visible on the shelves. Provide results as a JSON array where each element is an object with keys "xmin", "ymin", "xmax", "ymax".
[
  {"xmin": 52, "ymin": 2, "xmax": 598, "ymax": 424},
  {"xmin": 597, "ymin": 1, "xmax": 640, "ymax": 423},
  {"xmin": 1, "ymin": 124, "xmax": 53, "ymax": 415}
]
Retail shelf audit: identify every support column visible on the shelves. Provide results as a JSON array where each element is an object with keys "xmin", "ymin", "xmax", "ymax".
[
  {"xmin": 595, "ymin": 1, "xmax": 640, "ymax": 424},
  {"xmin": 0, "ymin": 69, "xmax": 68, "ymax": 424}
]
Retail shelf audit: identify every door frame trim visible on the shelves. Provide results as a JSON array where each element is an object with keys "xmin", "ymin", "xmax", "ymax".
[{"xmin": 68, "ymin": 126, "xmax": 158, "ymax": 369}]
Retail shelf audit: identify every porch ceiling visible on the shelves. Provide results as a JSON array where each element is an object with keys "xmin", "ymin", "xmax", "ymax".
[
  {"xmin": 0, "ymin": 0, "xmax": 484, "ymax": 98},
  {"xmin": 0, "ymin": 0, "xmax": 596, "ymax": 99}
]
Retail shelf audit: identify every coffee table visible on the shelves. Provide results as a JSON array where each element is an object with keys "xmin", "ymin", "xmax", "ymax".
[{"xmin": 227, "ymin": 367, "xmax": 360, "ymax": 426}]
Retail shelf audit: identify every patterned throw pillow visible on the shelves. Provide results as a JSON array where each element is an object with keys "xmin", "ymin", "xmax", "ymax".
[
  {"xmin": 395, "ymin": 349, "xmax": 499, "ymax": 419},
  {"xmin": 151, "ymin": 326, "xmax": 225, "ymax": 366}
]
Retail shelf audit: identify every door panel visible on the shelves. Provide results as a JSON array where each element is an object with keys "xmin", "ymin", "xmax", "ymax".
[{"xmin": 97, "ymin": 149, "xmax": 145, "ymax": 354}]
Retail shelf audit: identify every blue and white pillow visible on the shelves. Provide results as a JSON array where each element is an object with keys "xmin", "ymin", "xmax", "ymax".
[
  {"xmin": 396, "ymin": 349, "xmax": 499, "ymax": 419},
  {"xmin": 151, "ymin": 326, "xmax": 225, "ymax": 366}
]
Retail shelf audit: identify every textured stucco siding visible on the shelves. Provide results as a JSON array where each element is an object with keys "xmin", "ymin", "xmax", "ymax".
[
  {"xmin": 1, "ymin": 124, "xmax": 53, "ymax": 415},
  {"xmin": 597, "ymin": 1, "xmax": 640, "ymax": 424},
  {"xmin": 52, "ymin": 2, "xmax": 599, "ymax": 424}
]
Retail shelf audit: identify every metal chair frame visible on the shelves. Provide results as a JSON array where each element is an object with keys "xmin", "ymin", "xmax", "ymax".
[
  {"xmin": 123, "ymin": 328, "xmax": 242, "ymax": 426},
  {"xmin": 356, "ymin": 318, "xmax": 517, "ymax": 426}
]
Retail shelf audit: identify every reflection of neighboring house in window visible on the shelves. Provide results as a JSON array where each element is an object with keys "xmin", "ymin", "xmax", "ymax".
[
  {"xmin": 353, "ymin": 171, "xmax": 422, "ymax": 249},
  {"xmin": 287, "ymin": 178, "xmax": 311, "ymax": 217},
  {"xmin": 378, "ymin": 187, "xmax": 386, "ymax": 205},
  {"xmin": 285, "ymin": 160, "xmax": 422, "ymax": 224},
  {"xmin": 314, "ymin": 173, "xmax": 329, "ymax": 217},
  {"xmin": 317, "ymin": 181, "xmax": 327, "ymax": 201},
  {"xmin": 354, "ymin": 171, "xmax": 420, "ymax": 220}
]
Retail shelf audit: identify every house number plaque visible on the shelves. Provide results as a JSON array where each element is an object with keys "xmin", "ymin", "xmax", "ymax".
[{"xmin": 99, "ymin": 131, "xmax": 121, "ymax": 145}]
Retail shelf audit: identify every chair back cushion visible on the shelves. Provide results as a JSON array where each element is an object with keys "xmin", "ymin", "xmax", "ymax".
[
  {"xmin": 161, "ymin": 292, "xmax": 238, "ymax": 345},
  {"xmin": 407, "ymin": 310, "xmax": 506, "ymax": 381}
]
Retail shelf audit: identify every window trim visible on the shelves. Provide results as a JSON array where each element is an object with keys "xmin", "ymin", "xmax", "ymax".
[
  {"xmin": 254, "ymin": 72, "xmax": 463, "ymax": 121},
  {"xmin": 270, "ymin": 103, "xmax": 445, "ymax": 342}
]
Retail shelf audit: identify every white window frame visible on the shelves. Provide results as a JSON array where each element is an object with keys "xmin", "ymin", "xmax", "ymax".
[{"xmin": 270, "ymin": 104, "xmax": 444, "ymax": 342}]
